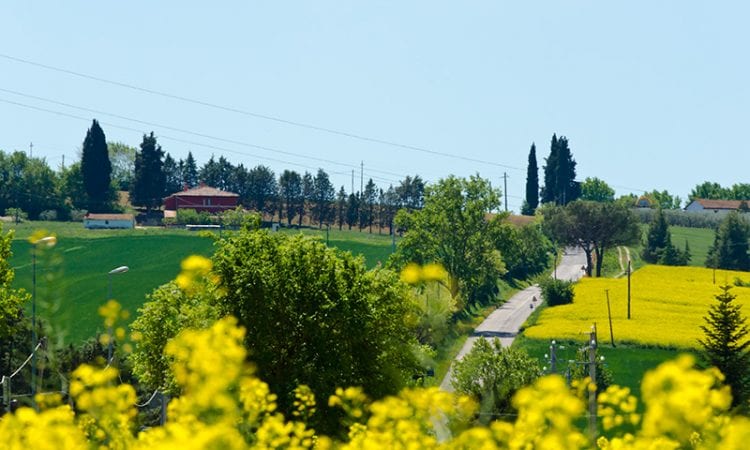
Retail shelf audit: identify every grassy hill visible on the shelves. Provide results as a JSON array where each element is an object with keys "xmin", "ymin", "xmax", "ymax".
[{"xmin": 6, "ymin": 221, "xmax": 395, "ymax": 343}]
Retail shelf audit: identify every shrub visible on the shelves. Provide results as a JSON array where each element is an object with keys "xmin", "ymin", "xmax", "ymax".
[
  {"xmin": 69, "ymin": 209, "xmax": 88, "ymax": 221},
  {"xmin": 540, "ymin": 278, "xmax": 574, "ymax": 306},
  {"xmin": 4, "ymin": 208, "xmax": 27, "ymax": 223},
  {"xmin": 39, "ymin": 209, "xmax": 58, "ymax": 221}
]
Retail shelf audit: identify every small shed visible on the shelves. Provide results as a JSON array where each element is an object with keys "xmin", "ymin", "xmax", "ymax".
[
  {"xmin": 163, "ymin": 185, "xmax": 239, "ymax": 213},
  {"xmin": 84, "ymin": 213, "xmax": 135, "ymax": 229}
]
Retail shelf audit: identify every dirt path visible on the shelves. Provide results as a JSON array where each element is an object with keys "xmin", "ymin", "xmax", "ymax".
[
  {"xmin": 615, "ymin": 246, "xmax": 632, "ymax": 278},
  {"xmin": 439, "ymin": 247, "xmax": 588, "ymax": 392}
]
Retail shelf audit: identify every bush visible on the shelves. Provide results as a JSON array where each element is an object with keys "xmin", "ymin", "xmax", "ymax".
[
  {"xmin": 4, "ymin": 208, "xmax": 27, "ymax": 223},
  {"xmin": 540, "ymin": 278, "xmax": 574, "ymax": 306},
  {"xmin": 39, "ymin": 209, "xmax": 58, "ymax": 221},
  {"xmin": 70, "ymin": 209, "xmax": 88, "ymax": 221}
]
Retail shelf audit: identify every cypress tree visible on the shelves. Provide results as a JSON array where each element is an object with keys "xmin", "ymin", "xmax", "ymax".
[
  {"xmin": 541, "ymin": 134, "xmax": 559, "ymax": 204},
  {"xmin": 642, "ymin": 209, "xmax": 671, "ymax": 263},
  {"xmin": 130, "ymin": 132, "xmax": 165, "ymax": 212},
  {"xmin": 183, "ymin": 151, "xmax": 199, "ymax": 188},
  {"xmin": 81, "ymin": 119, "xmax": 112, "ymax": 212},
  {"xmin": 522, "ymin": 143, "xmax": 539, "ymax": 215},
  {"xmin": 699, "ymin": 285, "xmax": 750, "ymax": 408},
  {"xmin": 555, "ymin": 136, "xmax": 579, "ymax": 205}
]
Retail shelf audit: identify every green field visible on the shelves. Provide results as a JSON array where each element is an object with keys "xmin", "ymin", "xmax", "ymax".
[
  {"xmin": 5, "ymin": 221, "xmax": 396, "ymax": 343},
  {"xmin": 670, "ymin": 225, "xmax": 714, "ymax": 267}
]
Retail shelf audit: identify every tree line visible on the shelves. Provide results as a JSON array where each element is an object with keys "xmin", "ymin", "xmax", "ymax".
[{"xmin": 0, "ymin": 120, "xmax": 425, "ymax": 230}]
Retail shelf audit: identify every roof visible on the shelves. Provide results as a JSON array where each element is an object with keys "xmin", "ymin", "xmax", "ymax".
[
  {"xmin": 691, "ymin": 199, "xmax": 746, "ymax": 210},
  {"xmin": 85, "ymin": 213, "xmax": 135, "ymax": 221},
  {"xmin": 165, "ymin": 185, "xmax": 239, "ymax": 198}
]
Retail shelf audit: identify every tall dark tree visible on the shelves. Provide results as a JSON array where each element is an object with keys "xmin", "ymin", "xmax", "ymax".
[
  {"xmin": 279, "ymin": 170, "xmax": 303, "ymax": 226},
  {"xmin": 183, "ymin": 151, "xmax": 199, "ymax": 188},
  {"xmin": 699, "ymin": 285, "xmax": 750, "ymax": 408},
  {"xmin": 163, "ymin": 153, "xmax": 182, "ymax": 195},
  {"xmin": 301, "ymin": 172, "xmax": 314, "ymax": 226},
  {"xmin": 541, "ymin": 134, "xmax": 579, "ymax": 205},
  {"xmin": 130, "ymin": 132, "xmax": 165, "ymax": 212},
  {"xmin": 229, "ymin": 163, "xmax": 250, "ymax": 203},
  {"xmin": 81, "ymin": 120, "xmax": 112, "ymax": 212},
  {"xmin": 540, "ymin": 134, "xmax": 559, "ymax": 204},
  {"xmin": 312, "ymin": 169, "xmax": 335, "ymax": 228},
  {"xmin": 706, "ymin": 212, "xmax": 750, "ymax": 271},
  {"xmin": 522, "ymin": 143, "xmax": 539, "ymax": 215},
  {"xmin": 247, "ymin": 165, "xmax": 278, "ymax": 218},
  {"xmin": 642, "ymin": 208, "xmax": 689, "ymax": 265},
  {"xmin": 396, "ymin": 175, "xmax": 425, "ymax": 210},
  {"xmin": 345, "ymin": 193, "xmax": 359, "ymax": 230},
  {"xmin": 361, "ymin": 179, "xmax": 377, "ymax": 232},
  {"xmin": 336, "ymin": 186, "xmax": 347, "ymax": 230}
]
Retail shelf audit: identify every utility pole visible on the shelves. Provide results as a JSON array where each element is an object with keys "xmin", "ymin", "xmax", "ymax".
[
  {"xmin": 62, "ymin": 154, "xmax": 65, "ymax": 171},
  {"xmin": 627, "ymin": 260, "xmax": 631, "ymax": 319},
  {"xmin": 29, "ymin": 142, "xmax": 33, "ymax": 158},
  {"xmin": 549, "ymin": 340, "xmax": 557, "ymax": 373},
  {"xmin": 503, "ymin": 172, "xmax": 508, "ymax": 212},
  {"xmin": 605, "ymin": 290, "xmax": 615, "ymax": 347}
]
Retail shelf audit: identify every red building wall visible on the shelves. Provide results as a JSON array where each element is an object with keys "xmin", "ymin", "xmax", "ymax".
[{"xmin": 164, "ymin": 195, "xmax": 238, "ymax": 213}]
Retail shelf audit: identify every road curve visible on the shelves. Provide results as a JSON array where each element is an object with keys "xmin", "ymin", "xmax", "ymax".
[{"xmin": 439, "ymin": 247, "xmax": 588, "ymax": 391}]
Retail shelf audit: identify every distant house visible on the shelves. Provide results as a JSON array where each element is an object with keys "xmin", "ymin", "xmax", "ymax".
[
  {"xmin": 635, "ymin": 196, "xmax": 652, "ymax": 208},
  {"xmin": 163, "ymin": 185, "xmax": 239, "ymax": 213},
  {"xmin": 84, "ymin": 213, "xmax": 135, "ymax": 229},
  {"xmin": 684, "ymin": 199, "xmax": 748, "ymax": 214}
]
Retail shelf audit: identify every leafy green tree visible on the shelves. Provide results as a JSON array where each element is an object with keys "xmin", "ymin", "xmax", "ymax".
[
  {"xmin": 182, "ymin": 151, "xmax": 199, "ymax": 188},
  {"xmin": 312, "ymin": 168, "xmax": 335, "ymax": 227},
  {"xmin": 580, "ymin": 177, "xmax": 615, "ymax": 203},
  {"xmin": 706, "ymin": 212, "xmax": 750, "ymax": 271},
  {"xmin": 690, "ymin": 181, "xmax": 731, "ymax": 201},
  {"xmin": 212, "ymin": 230, "xmax": 419, "ymax": 432},
  {"xmin": 301, "ymin": 171, "xmax": 314, "ymax": 226},
  {"xmin": 81, "ymin": 120, "xmax": 112, "ymax": 212},
  {"xmin": 380, "ymin": 185, "xmax": 400, "ymax": 235},
  {"xmin": 335, "ymin": 186, "xmax": 347, "ymax": 230},
  {"xmin": 491, "ymin": 221, "xmax": 553, "ymax": 280},
  {"xmin": 522, "ymin": 143, "xmax": 539, "ymax": 215},
  {"xmin": 58, "ymin": 162, "xmax": 87, "ymax": 211},
  {"xmin": 130, "ymin": 282, "xmax": 220, "ymax": 394},
  {"xmin": 247, "ymin": 165, "xmax": 278, "ymax": 217},
  {"xmin": 642, "ymin": 208, "xmax": 689, "ymax": 265},
  {"xmin": 396, "ymin": 175, "xmax": 425, "ymax": 210},
  {"xmin": 451, "ymin": 338, "xmax": 542, "ymax": 422},
  {"xmin": 361, "ymin": 179, "xmax": 377, "ymax": 232},
  {"xmin": 279, "ymin": 170, "xmax": 303, "ymax": 226},
  {"xmin": 645, "ymin": 190, "xmax": 682, "ymax": 209},
  {"xmin": 345, "ymin": 193, "xmax": 359, "ymax": 230},
  {"xmin": 699, "ymin": 285, "xmax": 750, "ymax": 408},
  {"xmin": 107, "ymin": 142, "xmax": 136, "ymax": 191},
  {"xmin": 731, "ymin": 184, "xmax": 750, "ymax": 201},
  {"xmin": 0, "ymin": 151, "xmax": 63, "ymax": 219},
  {"xmin": 199, "ymin": 155, "xmax": 234, "ymax": 191},
  {"xmin": 543, "ymin": 200, "xmax": 640, "ymax": 277},
  {"xmin": 392, "ymin": 175, "xmax": 505, "ymax": 310},
  {"xmin": 130, "ymin": 132, "xmax": 165, "ymax": 212},
  {"xmin": 163, "ymin": 153, "xmax": 182, "ymax": 195}
]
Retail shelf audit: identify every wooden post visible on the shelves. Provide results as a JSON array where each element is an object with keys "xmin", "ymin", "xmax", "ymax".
[
  {"xmin": 606, "ymin": 290, "xmax": 615, "ymax": 347},
  {"xmin": 588, "ymin": 325, "xmax": 598, "ymax": 443}
]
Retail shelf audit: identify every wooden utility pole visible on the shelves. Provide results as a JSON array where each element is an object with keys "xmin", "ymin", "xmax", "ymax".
[
  {"xmin": 503, "ymin": 172, "xmax": 508, "ymax": 212},
  {"xmin": 606, "ymin": 290, "xmax": 615, "ymax": 347},
  {"xmin": 627, "ymin": 260, "xmax": 632, "ymax": 319}
]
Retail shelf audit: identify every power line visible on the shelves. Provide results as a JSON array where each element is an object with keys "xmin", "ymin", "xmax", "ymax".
[
  {"xmin": 0, "ymin": 97, "xmax": 400, "ymax": 186},
  {"xmin": 0, "ymin": 87, "xmax": 406, "ymax": 179},
  {"xmin": 0, "ymin": 53, "xmax": 523, "ymax": 171}
]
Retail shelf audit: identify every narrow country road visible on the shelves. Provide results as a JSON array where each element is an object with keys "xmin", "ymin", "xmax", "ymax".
[{"xmin": 439, "ymin": 247, "xmax": 588, "ymax": 391}]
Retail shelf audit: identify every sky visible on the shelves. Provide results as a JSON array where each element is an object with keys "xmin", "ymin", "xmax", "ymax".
[{"xmin": 1, "ymin": 1, "xmax": 748, "ymax": 212}]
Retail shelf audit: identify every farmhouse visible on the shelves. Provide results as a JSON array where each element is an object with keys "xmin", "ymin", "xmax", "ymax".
[
  {"xmin": 163, "ymin": 185, "xmax": 239, "ymax": 213},
  {"xmin": 684, "ymin": 199, "xmax": 749, "ymax": 214},
  {"xmin": 83, "ymin": 213, "xmax": 135, "ymax": 229}
]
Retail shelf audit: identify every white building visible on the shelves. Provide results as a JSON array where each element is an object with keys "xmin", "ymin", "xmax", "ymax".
[
  {"xmin": 84, "ymin": 213, "xmax": 135, "ymax": 229},
  {"xmin": 684, "ymin": 199, "xmax": 748, "ymax": 214}
]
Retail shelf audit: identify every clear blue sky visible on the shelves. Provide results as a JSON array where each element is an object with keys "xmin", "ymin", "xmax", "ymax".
[{"xmin": 2, "ymin": 1, "xmax": 748, "ymax": 211}]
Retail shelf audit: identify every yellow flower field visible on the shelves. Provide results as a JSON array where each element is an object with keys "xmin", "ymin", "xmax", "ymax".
[{"xmin": 524, "ymin": 265, "xmax": 750, "ymax": 348}]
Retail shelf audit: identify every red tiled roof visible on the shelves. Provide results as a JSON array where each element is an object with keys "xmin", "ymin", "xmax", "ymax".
[
  {"xmin": 694, "ymin": 199, "xmax": 745, "ymax": 210},
  {"xmin": 166, "ymin": 186, "xmax": 239, "ymax": 198},
  {"xmin": 85, "ymin": 214, "xmax": 135, "ymax": 221}
]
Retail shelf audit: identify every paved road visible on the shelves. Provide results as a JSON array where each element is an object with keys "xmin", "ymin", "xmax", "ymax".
[{"xmin": 439, "ymin": 247, "xmax": 588, "ymax": 391}]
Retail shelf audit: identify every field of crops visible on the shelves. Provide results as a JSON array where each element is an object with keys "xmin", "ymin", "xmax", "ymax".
[
  {"xmin": 524, "ymin": 265, "xmax": 750, "ymax": 348},
  {"xmin": 6, "ymin": 221, "xmax": 395, "ymax": 342}
]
